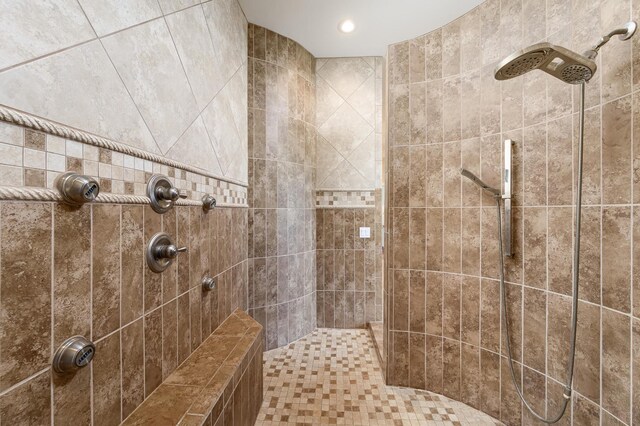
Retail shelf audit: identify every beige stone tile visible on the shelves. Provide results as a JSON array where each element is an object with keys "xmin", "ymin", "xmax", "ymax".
[
  {"xmin": 102, "ymin": 19, "xmax": 199, "ymax": 154},
  {"xmin": 156, "ymin": 0, "xmax": 198, "ymax": 14},
  {"xmin": 122, "ymin": 319, "xmax": 144, "ymax": 418},
  {"xmin": 316, "ymin": 78, "xmax": 344, "ymax": 127},
  {"xmin": 602, "ymin": 308, "xmax": 631, "ymax": 424},
  {"xmin": 92, "ymin": 204, "xmax": 121, "ymax": 340},
  {"xmin": 425, "ymin": 29, "xmax": 442, "ymax": 81},
  {"xmin": 317, "ymin": 58, "xmax": 374, "ymax": 99},
  {"xmin": 53, "ymin": 204, "xmax": 91, "ymax": 347},
  {"xmin": 318, "ymin": 102, "xmax": 373, "ymax": 158},
  {"xmin": 94, "ymin": 332, "xmax": 122, "ymax": 425},
  {"xmin": 602, "ymin": 206, "xmax": 632, "ymax": 313},
  {"xmin": 0, "ymin": 203, "xmax": 51, "ymax": 391},
  {"xmin": 201, "ymin": 85, "xmax": 244, "ymax": 177},
  {"xmin": 0, "ymin": 371, "xmax": 50, "ymax": 424},
  {"xmin": 165, "ymin": 5, "xmax": 225, "ymax": 110},
  {"xmin": 202, "ymin": 0, "xmax": 247, "ymax": 84},
  {"xmin": 602, "ymin": 95, "xmax": 632, "ymax": 204},
  {"xmin": 0, "ymin": 41, "xmax": 159, "ymax": 154},
  {"xmin": 347, "ymin": 74, "xmax": 376, "ymax": 126},
  {"xmin": 78, "ymin": 0, "xmax": 161, "ymax": 36},
  {"xmin": 166, "ymin": 117, "xmax": 222, "ymax": 176},
  {"xmin": 0, "ymin": 0, "xmax": 94, "ymax": 70}
]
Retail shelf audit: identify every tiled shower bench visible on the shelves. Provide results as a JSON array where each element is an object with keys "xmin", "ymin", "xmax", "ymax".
[{"xmin": 121, "ymin": 310, "xmax": 263, "ymax": 426}]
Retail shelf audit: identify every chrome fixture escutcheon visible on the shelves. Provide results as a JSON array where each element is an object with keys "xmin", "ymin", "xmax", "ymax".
[
  {"xmin": 202, "ymin": 195, "xmax": 217, "ymax": 212},
  {"xmin": 146, "ymin": 232, "xmax": 187, "ymax": 273},
  {"xmin": 56, "ymin": 172, "xmax": 100, "ymax": 206},
  {"xmin": 52, "ymin": 336, "xmax": 95, "ymax": 375},
  {"xmin": 202, "ymin": 275, "xmax": 216, "ymax": 291},
  {"xmin": 147, "ymin": 174, "xmax": 187, "ymax": 214}
]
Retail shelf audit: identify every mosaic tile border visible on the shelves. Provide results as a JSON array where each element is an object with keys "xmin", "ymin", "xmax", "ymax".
[
  {"xmin": 0, "ymin": 105, "xmax": 247, "ymax": 186},
  {"xmin": 315, "ymin": 190, "xmax": 376, "ymax": 208},
  {"xmin": 0, "ymin": 119, "xmax": 247, "ymax": 207}
]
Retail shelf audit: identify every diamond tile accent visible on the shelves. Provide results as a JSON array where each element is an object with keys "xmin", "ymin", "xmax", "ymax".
[
  {"xmin": 316, "ymin": 58, "xmax": 382, "ymax": 191},
  {"xmin": 318, "ymin": 103, "xmax": 373, "ymax": 159},
  {"xmin": 347, "ymin": 75, "xmax": 376, "ymax": 126},
  {"xmin": 316, "ymin": 58, "xmax": 374, "ymax": 99},
  {"xmin": 316, "ymin": 78, "xmax": 345, "ymax": 127}
]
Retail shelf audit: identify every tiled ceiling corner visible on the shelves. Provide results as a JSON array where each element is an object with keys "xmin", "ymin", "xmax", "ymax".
[
  {"xmin": 0, "ymin": 0, "xmax": 249, "ymax": 184},
  {"xmin": 316, "ymin": 57, "xmax": 377, "ymax": 190}
]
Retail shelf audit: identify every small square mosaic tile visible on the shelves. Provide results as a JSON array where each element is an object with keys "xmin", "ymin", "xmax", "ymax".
[
  {"xmin": 316, "ymin": 190, "xmax": 376, "ymax": 208},
  {"xmin": 257, "ymin": 329, "xmax": 502, "ymax": 425},
  {"xmin": 0, "ymin": 122, "xmax": 248, "ymax": 206}
]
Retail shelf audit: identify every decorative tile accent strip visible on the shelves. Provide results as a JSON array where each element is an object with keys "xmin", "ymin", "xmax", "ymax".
[
  {"xmin": 0, "ymin": 105, "xmax": 247, "ymax": 187},
  {"xmin": 0, "ymin": 120, "xmax": 247, "ymax": 207},
  {"xmin": 315, "ymin": 190, "xmax": 376, "ymax": 208},
  {"xmin": 0, "ymin": 186, "xmax": 205, "ymax": 206}
]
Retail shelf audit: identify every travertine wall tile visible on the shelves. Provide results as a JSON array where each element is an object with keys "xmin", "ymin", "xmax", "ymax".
[
  {"xmin": 316, "ymin": 57, "xmax": 382, "ymax": 190},
  {"xmin": 248, "ymin": 25, "xmax": 316, "ymax": 350},
  {"xmin": 0, "ymin": 204, "xmax": 51, "ymax": 390},
  {"xmin": 316, "ymin": 207, "xmax": 382, "ymax": 328},
  {"xmin": 0, "ymin": 202, "xmax": 248, "ymax": 425},
  {"xmin": 386, "ymin": 1, "xmax": 640, "ymax": 424},
  {"xmin": 0, "ymin": 0, "xmax": 249, "ymax": 185}
]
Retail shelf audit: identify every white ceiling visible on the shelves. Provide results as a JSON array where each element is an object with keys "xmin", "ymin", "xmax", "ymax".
[{"xmin": 237, "ymin": 0, "xmax": 484, "ymax": 57}]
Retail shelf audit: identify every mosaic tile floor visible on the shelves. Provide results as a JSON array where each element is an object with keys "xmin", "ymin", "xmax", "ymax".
[{"xmin": 256, "ymin": 329, "xmax": 501, "ymax": 425}]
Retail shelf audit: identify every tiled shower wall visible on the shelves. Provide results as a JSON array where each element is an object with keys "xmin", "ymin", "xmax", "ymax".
[
  {"xmin": 0, "ymin": 0, "xmax": 249, "ymax": 184},
  {"xmin": 0, "ymin": 199, "xmax": 248, "ymax": 424},
  {"xmin": 387, "ymin": 0, "xmax": 640, "ymax": 425},
  {"xmin": 316, "ymin": 207, "xmax": 383, "ymax": 328},
  {"xmin": 316, "ymin": 57, "xmax": 384, "ymax": 190},
  {"xmin": 315, "ymin": 56, "xmax": 386, "ymax": 330},
  {"xmin": 0, "ymin": 0, "xmax": 251, "ymax": 424},
  {"xmin": 247, "ymin": 24, "xmax": 318, "ymax": 350}
]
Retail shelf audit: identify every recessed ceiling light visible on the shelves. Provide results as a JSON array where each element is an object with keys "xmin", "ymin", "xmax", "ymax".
[{"xmin": 338, "ymin": 19, "xmax": 355, "ymax": 33}]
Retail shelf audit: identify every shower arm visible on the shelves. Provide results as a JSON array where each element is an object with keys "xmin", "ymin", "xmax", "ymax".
[{"xmin": 584, "ymin": 21, "xmax": 637, "ymax": 59}]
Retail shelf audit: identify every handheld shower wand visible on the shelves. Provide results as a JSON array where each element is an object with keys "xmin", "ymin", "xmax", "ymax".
[
  {"xmin": 490, "ymin": 21, "xmax": 637, "ymax": 424},
  {"xmin": 459, "ymin": 168, "xmax": 500, "ymax": 197}
]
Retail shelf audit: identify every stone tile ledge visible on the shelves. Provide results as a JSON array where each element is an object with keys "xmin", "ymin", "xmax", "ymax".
[{"xmin": 121, "ymin": 309, "xmax": 263, "ymax": 426}]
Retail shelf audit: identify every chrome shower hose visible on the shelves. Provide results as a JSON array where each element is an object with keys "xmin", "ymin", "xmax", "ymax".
[{"xmin": 494, "ymin": 81, "xmax": 586, "ymax": 424}]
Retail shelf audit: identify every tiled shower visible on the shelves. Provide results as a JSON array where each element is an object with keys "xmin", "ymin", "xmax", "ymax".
[
  {"xmin": 0, "ymin": 0, "xmax": 638, "ymax": 425},
  {"xmin": 386, "ymin": 0, "xmax": 640, "ymax": 424}
]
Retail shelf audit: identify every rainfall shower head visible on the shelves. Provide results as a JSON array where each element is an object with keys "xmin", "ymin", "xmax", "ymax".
[
  {"xmin": 494, "ymin": 42, "xmax": 597, "ymax": 84},
  {"xmin": 460, "ymin": 168, "xmax": 501, "ymax": 197}
]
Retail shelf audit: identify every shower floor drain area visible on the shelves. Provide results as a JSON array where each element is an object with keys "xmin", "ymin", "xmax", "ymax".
[{"xmin": 257, "ymin": 329, "xmax": 501, "ymax": 425}]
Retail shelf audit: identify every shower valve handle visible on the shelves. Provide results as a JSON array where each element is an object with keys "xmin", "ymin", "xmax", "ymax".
[
  {"xmin": 155, "ymin": 244, "xmax": 187, "ymax": 260},
  {"xmin": 147, "ymin": 174, "xmax": 186, "ymax": 214},
  {"xmin": 146, "ymin": 232, "xmax": 186, "ymax": 273},
  {"xmin": 156, "ymin": 186, "xmax": 186, "ymax": 202}
]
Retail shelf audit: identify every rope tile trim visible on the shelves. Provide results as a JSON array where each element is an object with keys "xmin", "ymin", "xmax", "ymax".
[
  {"xmin": 0, "ymin": 104, "xmax": 248, "ymax": 188},
  {"xmin": 0, "ymin": 186, "xmax": 247, "ymax": 208}
]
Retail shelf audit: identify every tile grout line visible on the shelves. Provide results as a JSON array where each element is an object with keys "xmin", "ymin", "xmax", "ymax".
[
  {"xmin": 49, "ymin": 204, "xmax": 54, "ymax": 425},
  {"xmin": 89, "ymin": 204, "xmax": 95, "ymax": 425}
]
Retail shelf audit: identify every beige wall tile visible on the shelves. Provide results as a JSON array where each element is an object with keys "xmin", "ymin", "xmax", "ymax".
[
  {"xmin": 53, "ymin": 205, "xmax": 91, "ymax": 347},
  {"xmin": 93, "ymin": 332, "xmax": 122, "ymax": 425},
  {"xmin": 0, "ymin": 0, "xmax": 94, "ymax": 70},
  {"xmin": 0, "ymin": 42, "xmax": 159, "ymax": 155},
  {"xmin": 1, "ymin": 371, "xmax": 50, "ymax": 424},
  {"xmin": 602, "ymin": 309, "xmax": 631, "ymax": 424},
  {"xmin": 386, "ymin": 2, "xmax": 639, "ymax": 425},
  {"xmin": 78, "ymin": 0, "xmax": 161, "ymax": 36},
  {"xmin": 0, "ymin": 203, "xmax": 51, "ymax": 391}
]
